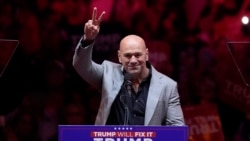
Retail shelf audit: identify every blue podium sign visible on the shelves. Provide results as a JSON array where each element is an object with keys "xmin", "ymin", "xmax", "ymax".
[{"xmin": 59, "ymin": 125, "xmax": 188, "ymax": 141}]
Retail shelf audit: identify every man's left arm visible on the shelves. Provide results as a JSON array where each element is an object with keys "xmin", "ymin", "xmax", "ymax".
[{"xmin": 166, "ymin": 84, "xmax": 185, "ymax": 126}]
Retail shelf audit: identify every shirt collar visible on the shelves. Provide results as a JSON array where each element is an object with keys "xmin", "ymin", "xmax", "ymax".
[{"xmin": 122, "ymin": 61, "xmax": 152, "ymax": 82}]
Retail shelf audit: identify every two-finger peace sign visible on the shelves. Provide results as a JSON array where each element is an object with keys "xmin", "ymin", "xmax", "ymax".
[{"xmin": 92, "ymin": 7, "xmax": 106, "ymax": 26}]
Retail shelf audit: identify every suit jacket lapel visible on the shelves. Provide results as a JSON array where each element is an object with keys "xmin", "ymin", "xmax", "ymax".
[
  {"xmin": 100, "ymin": 64, "xmax": 124, "ymax": 124},
  {"xmin": 112, "ymin": 70, "xmax": 124, "ymax": 99},
  {"xmin": 145, "ymin": 67, "xmax": 163, "ymax": 125}
]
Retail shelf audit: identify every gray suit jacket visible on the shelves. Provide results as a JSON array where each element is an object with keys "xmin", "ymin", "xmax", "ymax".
[{"xmin": 73, "ymin": 39, "xmax": 185, "ymax": 126}]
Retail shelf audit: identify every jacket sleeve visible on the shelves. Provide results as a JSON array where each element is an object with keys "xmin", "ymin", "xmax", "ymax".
[
  {"xmin": 166, "ymin": 83, "xmax": 185, "ymax": 126},
  {"xmin": 72, "ymin": 37, "xmax": 103, "ymax": 90}
]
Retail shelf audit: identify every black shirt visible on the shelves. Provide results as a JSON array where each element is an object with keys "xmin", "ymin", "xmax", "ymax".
[{"xmin": 106, "ymin": 62, "xmax": 152, "ymax": 125}]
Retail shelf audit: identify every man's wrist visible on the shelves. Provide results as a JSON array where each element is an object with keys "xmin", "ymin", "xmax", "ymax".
[{"xmin": 81, "ymin": 35, "xmax": 94, "ymax": 48}]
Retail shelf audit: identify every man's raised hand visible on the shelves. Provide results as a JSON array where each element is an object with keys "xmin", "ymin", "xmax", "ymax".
[{"xmin": 84, "ymin": 7, "xmax": 105, "ymax": 41}]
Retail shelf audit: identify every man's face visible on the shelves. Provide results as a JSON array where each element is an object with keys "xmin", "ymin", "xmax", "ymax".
[{"xmin": 118, "ymin": 36, "xmax": 148, "ymax": 77}]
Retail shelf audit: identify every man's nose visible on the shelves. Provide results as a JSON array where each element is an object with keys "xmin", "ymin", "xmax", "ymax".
[{"xmin": 130, "ymin": 55, "xmax": 137, "ymax": 63}]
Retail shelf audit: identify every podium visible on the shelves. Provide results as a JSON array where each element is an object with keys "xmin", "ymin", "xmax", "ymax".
[{"xmin": 59, "ymin": 125, "xmax": 188, "ymax": 141}]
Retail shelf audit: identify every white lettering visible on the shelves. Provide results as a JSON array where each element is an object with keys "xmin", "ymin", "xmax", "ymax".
[
  {"xmin": 93, "ymin": 132, "xmax": 116, "ymax": 137},
  {"xmin": 187, "ymin": 115, "xmax": 220, "ymax": 135},
  {"xmin": 93, "ymin": 138, "xmax": 103, "ymax": 141}
]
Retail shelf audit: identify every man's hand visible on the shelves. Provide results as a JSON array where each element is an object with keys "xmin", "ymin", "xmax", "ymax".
[{"xmin": 84, "ymin": 7, "xmax": 105, "ymax": 41}]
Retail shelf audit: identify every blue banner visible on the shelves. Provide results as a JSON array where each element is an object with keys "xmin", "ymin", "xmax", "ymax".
[{"xmin": 59, "ymin": 125, "xmax": 188, "ymax": 141}]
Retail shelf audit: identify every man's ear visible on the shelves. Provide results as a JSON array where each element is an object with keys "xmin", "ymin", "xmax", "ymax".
[
  {"xmin": 118, "ymin": 50, "xmax": 121, "ymax": 63},
  {"xmin": 146, "ymin": 48, "xmax": 149, "ymax": 61}
]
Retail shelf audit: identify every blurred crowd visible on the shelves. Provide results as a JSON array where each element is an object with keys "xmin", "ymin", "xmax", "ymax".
[{"xmin": 0, "ymin": 0, "xmax": 250, "ymax": 141}]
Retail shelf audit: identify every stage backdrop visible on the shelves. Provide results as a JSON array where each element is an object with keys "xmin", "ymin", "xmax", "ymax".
[{"xmin": 183, "ymin": 103, "xmax": 224, "ymax": 141}]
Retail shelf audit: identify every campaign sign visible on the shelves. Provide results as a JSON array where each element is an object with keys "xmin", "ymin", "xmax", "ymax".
[{"xmin": 59, "ymin": 125, "xmax": 188, "ymax": 141}]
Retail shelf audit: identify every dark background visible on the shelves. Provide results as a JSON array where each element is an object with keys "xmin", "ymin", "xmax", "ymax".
[{"xmin": 0, "ymin": 0, "xmax": 250, "ymax": 140}]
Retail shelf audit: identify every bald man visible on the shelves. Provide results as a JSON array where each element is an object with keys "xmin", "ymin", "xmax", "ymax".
[{"xmin": 73, "ymin": 7, "xmax": 185, "ymax": 126}]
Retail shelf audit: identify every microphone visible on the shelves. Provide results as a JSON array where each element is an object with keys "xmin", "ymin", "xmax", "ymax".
[
  {"xmin": 120, "ymin": 73, "xmax": 133, "ymax": 125},
  {"xmin": 120, "ymin": 95, "xmax": 129, "ymax": 125},
  {"xmin": 124, "ymin": 73, "xmax": 132, "ymax": 97}
]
